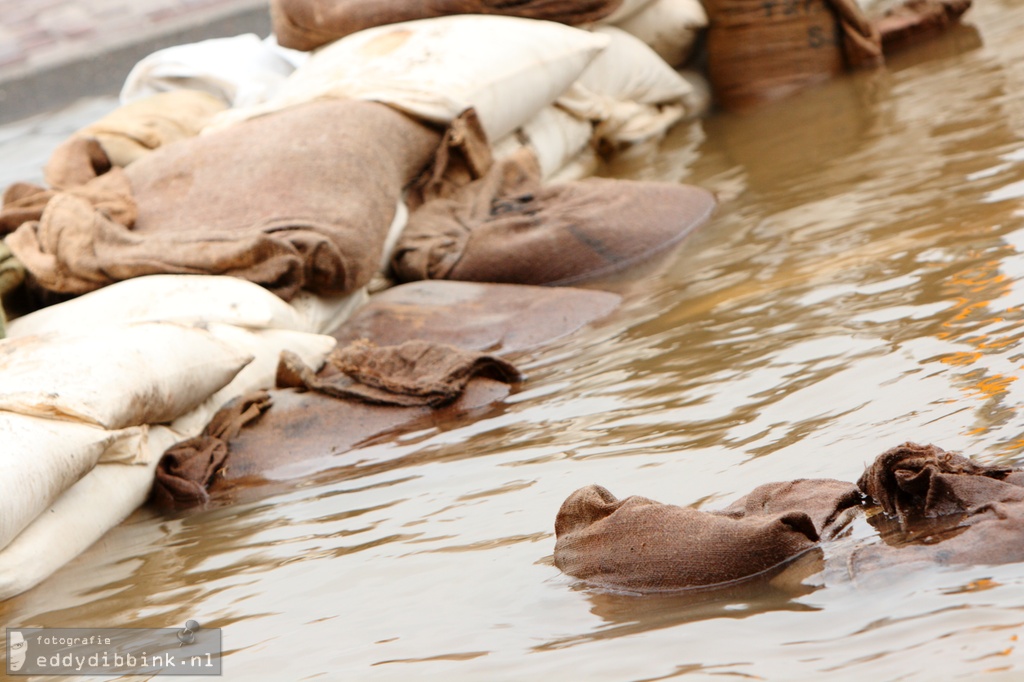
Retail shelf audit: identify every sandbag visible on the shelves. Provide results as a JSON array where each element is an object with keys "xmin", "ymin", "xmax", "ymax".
[
  {"xmin": 492, "ymin": 106, "xmax": 595, "ymax": 181},
  {"xmin": 6, "ymin": 274, "xmax": 311, "ymax": 337},
  {"xmin": 704, "ymin": 0, "xmax": 881, "ymax": 110},
  {"xmin": 0, "ymin": 413, "xmax": 147, "ymax": 552},
  {"xmin": 554, "ymin": 480, "xmax": 860, "ymax": 591},
  {"xmin": 209, "ymin": 15, "xmax": 609, "ymax": 144},
  {"xmin": 391, "ymin": 150, "xmax": 717, "ymax": 286},
  {"xmin": 43, "ymin": 90, "xmax": 227, "ymax": 190},
  {"xmin": 271, "ymin": 0, "xmax": 626, "ymax": 52},
  {"xmin": 120, "ymin": 33, "xmax": 302, "ymax": 108},
  {"xmin": 0, "ymin": 322, "xmax": 252, "ymax": 429},
  {"xmin": 6, "ymin": 100, "xmax": 441, "ymax": 300},
  {"xmin": 170, "ymin": 324, "xmax": 337, "ymax": 436},
  {"xmin": 611, "ymin": 0, "xmax": 708, "ymax": 67},
  {"xmin": 332, "ymin": 280, "xmax": 621, "ymax": 354},
  {"xmin": 556, "ymin": 26, "xmax": 705, "ymax": 147},
  {"xmin": 0, "ymin": 425, "xmax": 181, "ymax": 601},
  {"xmin": 872, "ymin": 0, "xmax": 973, "ymax": 52}
]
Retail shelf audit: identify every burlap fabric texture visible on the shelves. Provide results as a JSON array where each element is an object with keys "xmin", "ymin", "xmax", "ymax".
[
  {"xmin": 555, "ymin": 442, "xmax": 1024, "ymax": 592},
  {"xmin": 271, "ymin": 0, "xmax": 626, "ymax": 51}
]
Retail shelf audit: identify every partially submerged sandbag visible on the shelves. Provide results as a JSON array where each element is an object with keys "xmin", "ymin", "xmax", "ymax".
[
  {"xmin": 391, "ymin": 150, "xmax": 717, "ymax": 286},
  {"xmin": 554, "ymin": 480, "xmax": 859, "ymax": 592},
  {"xmin": 210, "ymin": 15, "xmax": 610, "ymax": 144},
  {"xmin": 43, "ymin": 90, "xmax": 227, "ymax": 190},
  {"xmin": 271, "ymin": 0, "xmax": 626, "ymax": 52},
  {"xmin": 332, "ymin": 280, "xmax": 621, "ymax": 354},
  {"xmin": 0, "ymin": 322, "xmax": 252, "ymax": 429},
  {"xmin": 555, "ymin": 443, "xmax": 1024, "ymax": 593},
  {"xmin": 6, "ymin": 100, "xmax": 441, "ymax": 300},
  {"xmin": 0, "ymin": 425, "xmax": 181, "ymax": 601},
  {"xmin": 0, "ymin": 413, "xmax": 146, "ymax": 552},
  {"xmin": 704, "ymin": 0, "xmax": 881, "ymax": 110},
  {"xmin": 493, "ymin": 106, "xmax": 596, "ymax": 181},
  {"xmin": 120, "ymin": 33, "xmax": 302, "ymax": 108}
]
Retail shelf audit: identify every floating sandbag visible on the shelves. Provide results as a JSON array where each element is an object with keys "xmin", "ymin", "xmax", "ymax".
[
  {"xmin": 210, "ymin": 16, "xmax": 609, "ymax": 144},
  {"xmin": 332, "ymin": 280, "xmax": 621, "ymax": 354},
  {"xmin": 120, "ymin": 34, "xmax": 301, "ymax": 108},
  {"xmin": 391, "ymin": 151, "xmax": 717, "ymax": 286},
  {"xmin": 0, "ymin": 322, "xmax": 252, "ymax": 429},
  {"xmin": 270, "ymin": 0, "xmax": 626, "ymax": 52},
  {"xmin": 0, "ymin": 413, "xmax": 147, "ymax": 552},
  {"xmin": 611, "ymin": 0, "xmax": 708, "ymax": 68},
  {"xmin": 0, "ymin": 425, "xmax": 181, "ymax": 601},
  {"xmin": 555, "ymin": 443, "xmax": 1024, "ymax": 593},
  {"xmin": 6, "ymin": 100, "xmax": 441, "ymax": 300},
  {"xmin": 556, "ymin": 27, "xmax": 706, "ymax": 147},
  {"xmin": 43, "ymin": 91, "xmax": 227, "ymax": 190}
]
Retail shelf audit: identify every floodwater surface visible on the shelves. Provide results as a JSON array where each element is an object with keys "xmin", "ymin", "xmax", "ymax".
[{"xmin": 3, "ymin": 2, "xmax": 1024, "ymax": 679}]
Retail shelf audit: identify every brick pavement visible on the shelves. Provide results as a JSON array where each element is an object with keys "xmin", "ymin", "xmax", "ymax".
[{"xmin": 0, "ymin": 0, "xmax": 271, "ymax": 121}]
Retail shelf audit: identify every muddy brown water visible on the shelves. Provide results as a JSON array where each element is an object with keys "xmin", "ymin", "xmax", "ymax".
[{"xmin": 3, "ymin": 3, "xmax": 1024, "ymax": 679}]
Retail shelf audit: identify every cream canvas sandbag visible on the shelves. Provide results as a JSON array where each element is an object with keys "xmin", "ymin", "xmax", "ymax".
[
  {"xmin": 6, "ymin": 274, "xmax": 313, "ymax": 337},
  {"xmin": 0, "ymin": 413, "xmax": 148, "ymax": 553},
  {"xmin": 0, "ymin": 322, "xmax": 252, "ymax": 429},
  {"xmin": 556, "ymin": 26, "xmax": 703, "ymax": 146},
  {"xmin": 0, "ymin": 425, "xmax": 181, "ymax": 601},
  {"xmin": 612, "ymin": 0, "xmax": 708, "ymax": 68},
  {"xmin": 171, "ymin": 324, "xmax": 337, "ymax": 436},
  {"xmin": 208, "ymin": 15, "xmax": 610, "ymax": 143},
  {"xmin": 493, "ymin": 106, "xmax": 596, "ymax": 181}
]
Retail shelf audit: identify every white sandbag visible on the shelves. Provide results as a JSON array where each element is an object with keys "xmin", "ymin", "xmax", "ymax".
[
  {"xmin": 613, "ymin": 0, "xmax": 708, "ymax": 67},
  {"xmin": 0, "ymin": 413, "xmax": 147, "ymax": 552},
  {"xmin": 0, "ymin": 322, "xmax": 252, "ymax": 429},
  {"xmin": 120, "ymin": 33, "xmax": 298, "ymax": 108},
  {"xmin": 0, "ymin": 425, "xmax": 180, "ymax": 601},
  {"xmin": 290, "ymin": 289, "xmax": 368, "ymax": 336},
  {"xmin": 171, "ymin": 324, "xmax": 336, "ymax": 436},
  {"xmin": 549, "ymin": 146, "xmax": 603, "ymax": 183},
  {"xmin": 208, "ymin": 16, "xmax": 609, "ymax": 143},
  {"xmin": 494, "ymin": 106, "xmax": 596, "ymax": 180},
  {"xmin": 7, "ymin": 274, "xmax": 312, "ymax": 338},
  {"xmin": 556, "ymin": 26, "xmax": 707, "ymax": 146}
]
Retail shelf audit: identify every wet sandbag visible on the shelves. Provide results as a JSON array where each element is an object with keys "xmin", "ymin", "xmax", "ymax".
[
  {"xmin": 277, "ymin": 338, "xmax": 522, "ymax": 407},
  {"xmin": 704, "ymin": 0, "xmax": 881, "ymax": 111},
  {"xmin": 391, "ymin": 150, "xmax": 717, "ymax": 286},
  {"xmin": 43, "ymin": 90, "xmax": 227, "ymax": 190},
  {"xmin": 154, "ymin": 378, "xmax": 513, "ymax": 508},
  {"xmin": 332, "ymin": 280, "xmax": 621, "ymax": 354},
  {"xmin": 210, "ymin": 16, "xmax": 609, "ymax": 145},
  {"xmin": 0, "ymin": 425, "xmax": 180, "ymax": 601},
  {"xmin": 554, "ymin": 480, "xmax": 860, "ymax": 592},
  {"xmin": 872, "ymin": 0, "xmax": 972, "ymax": 53},
  {"xmin": 6, "ymin": 100, "xmax": 441, "ymax": 300},
  {"xmin": 271, "ymin": 0, "xmax": 625, "ymax": 52},
  {"xmin": 0, "ymin": 413, "xmax": 146, "ymax": 552},
  {"xmin": 0, "ymin": 322, "xmax": 252, "ymax": 429}
]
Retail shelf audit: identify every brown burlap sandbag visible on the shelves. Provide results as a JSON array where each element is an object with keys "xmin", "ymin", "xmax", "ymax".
[
  {"xmin": 271, "ymin": 0, "xmax": 625, "ymax": 52},
  {"xmin": 392, "ymin": 151, "xmax": 717, "ymax": 286},
  {"xmin": 874, "ymin": 0, "xmax": 973, "ymax": 53},
  {"xmin": 6, "ymin": 100, "xmax": 442, "ymax": 300},
  {"xmin": 44, "ymin": 90, "xmax": 227, "ymax": 190},
  {"xmin": 554, "ymin": 480, "xmax": 860, "ymax": 592},
  {"xmin": 704, "ymin": 0, "xmax": 881, "ymax": 111},
  {"xmin": 278, "ymin": 338, "xmax": 523, "ymax": 407}
]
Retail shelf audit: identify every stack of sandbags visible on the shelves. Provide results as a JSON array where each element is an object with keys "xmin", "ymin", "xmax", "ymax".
[{"xmin": 0, "ymin": 275, "xmax": 342, "ymax": 600}]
